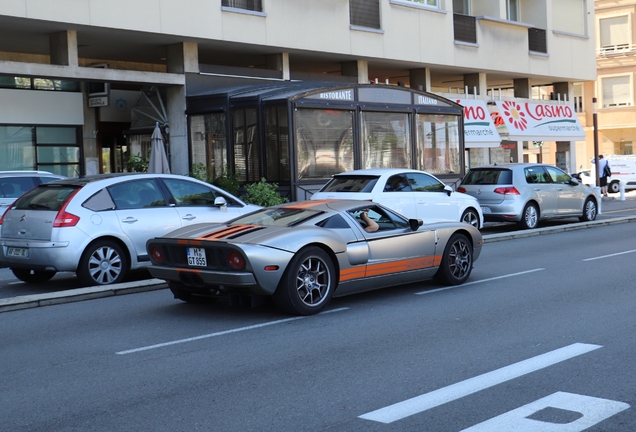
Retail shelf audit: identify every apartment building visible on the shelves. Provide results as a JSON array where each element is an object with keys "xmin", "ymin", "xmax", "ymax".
[
  {"xmin": 0, "ymin": 0, "xmax": 595, "ymax": 199},
  {"xmin": 576, "ymin": 0, "xmax": 636, "ymax": 170}
]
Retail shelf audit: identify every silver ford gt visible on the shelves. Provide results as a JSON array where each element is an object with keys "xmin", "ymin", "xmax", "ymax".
[{"xmin": 146, "ymin": 199, "xmax": 483, "ymax": 315}]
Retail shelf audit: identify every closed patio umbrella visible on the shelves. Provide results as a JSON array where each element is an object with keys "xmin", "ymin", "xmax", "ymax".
[{"xmin": 148, "ymin": 122, "xmax": 170, "ymax": 174}]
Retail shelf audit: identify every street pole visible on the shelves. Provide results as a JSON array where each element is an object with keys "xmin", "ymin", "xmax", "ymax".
[{"xmin": 593, "ymin": 97, "xmax": 600, "ymax": 186}]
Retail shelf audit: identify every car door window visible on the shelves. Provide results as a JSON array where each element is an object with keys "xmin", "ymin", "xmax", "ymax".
[
  {"xmin": 109, "ymin": 180, "xmax": 167, "ymax": 209},
  {"xmin": 544, "ymin": 166, "xmax": 571, "ymax": 184},
  {"xmin": 0, "ymin": 177, "xmax": 38, "ymax": 197},
  {"xmin": 384, "ymin": 174, "xmax": 412, "ymax": 192},
  {"xmin": 406, "ymin": 173, "xmax": 445, "ymax": 192},
  {"xmin": 162, "ymin": 178, "xmax": 219, "ymax": 207},
  {"xmin": 524, "ymin": 167, "xmax": 550, "ymax": 184}
]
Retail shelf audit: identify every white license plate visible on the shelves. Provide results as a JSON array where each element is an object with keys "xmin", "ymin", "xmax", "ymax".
[
  {"xmin": 187, "ymin": 247, "xmax": 207, "ymax": 267},
  {"xmin": 481, "ymin": 206, "xmax": 491, "ymax": 214},
  {"xmin": 7, "ymin": 247, "xmax": 29, "ymax": 258}
]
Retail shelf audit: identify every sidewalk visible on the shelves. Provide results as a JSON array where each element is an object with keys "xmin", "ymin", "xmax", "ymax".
[{"xmin": 2, "ymin": 200, "xmax": 636, "ymax": 313}]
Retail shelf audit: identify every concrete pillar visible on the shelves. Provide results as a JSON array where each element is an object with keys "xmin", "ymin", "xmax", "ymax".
[
  {"xmin": 464, "ymin": 73, "xmax": 487, "ymax": 97},
  {"xmin": 513, "ymin": 78, "xmax": 531, "ymax": 98},
  {"xmin": 49, "ymin": 30, "xmax": 78, "ymax": 67},
  {"xmin": 166, "ymin": 42, "xmax": 199, "ymax": 175},
  {"xmin": 341, "ymin": 60, "xmax": 369, "ymax": 84},
  {"xmin": 409, "ymin": 68, "xmax": 430, "ymax": 91},
  {"xmin": 553, "ymin": 81, "xmax": 577, "ymax": 173},
  {"xmin": 81, "ymin": 82, "xmax": 98, "ymax": 175},
  {"xmin": 552, "ymin": 82, "xmax": 571, "ymax": 102},
  {"xmin": 266, "ymin": 53, "xmax": 290, "ymax": 80}
]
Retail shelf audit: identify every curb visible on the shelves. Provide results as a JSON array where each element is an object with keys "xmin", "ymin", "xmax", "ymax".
[{"xmin": 3, "ymin": 215, "xmax": 636, "ymax": 314}]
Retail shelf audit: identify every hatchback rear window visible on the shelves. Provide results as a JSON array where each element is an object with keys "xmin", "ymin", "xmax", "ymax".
[
  {"xmin": 13, "ymin": 185, "xmax": 78, "ymax": 211},
  {"xmin": 319, "ymin": 175, "xmax": 379, "ymax": 193},
  {"xmin": 461, "ymin": 169, "xmax": 512, "ymax": 185}
]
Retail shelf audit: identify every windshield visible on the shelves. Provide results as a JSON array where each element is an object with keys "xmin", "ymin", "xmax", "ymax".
[
  {"xmin": 230, "ymin": 208, "xmax": 322, "ymax": 227},
  {"xmin": 13, "ymin": 185, "xmax": 78, "ymax": 211},
  {"xmin": 319, "ymin": 175, "xmax": 379, "ymax": 193}
]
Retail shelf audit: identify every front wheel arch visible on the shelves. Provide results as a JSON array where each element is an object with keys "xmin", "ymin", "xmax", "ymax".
[{"xmin": 77, "ymin": 237, "xmax": 131, "ymax": 286}]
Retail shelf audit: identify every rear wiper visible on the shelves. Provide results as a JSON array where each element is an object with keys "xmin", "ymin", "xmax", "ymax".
[{"xmin": 28, "ymin": 204, "xmax": 52, "ymax": 210}]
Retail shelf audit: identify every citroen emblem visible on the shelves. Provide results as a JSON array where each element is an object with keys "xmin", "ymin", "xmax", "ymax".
[{"xmin": 20, "ymin": 214, "xmax": 26, "ymax": 222}]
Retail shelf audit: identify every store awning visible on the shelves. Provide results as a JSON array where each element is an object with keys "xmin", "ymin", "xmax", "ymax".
[
  {"xmin": 455, "ymin": 99, "xmax": 502, "ymax": 148},
  {"xmin": 492, "ymin": 100, "xmax": 585, "ymax": 142}
]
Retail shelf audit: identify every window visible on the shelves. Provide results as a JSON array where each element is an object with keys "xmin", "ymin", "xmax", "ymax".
[
  {"xmin": 222, "ymin": 0, "xmax": 262, "ymax": 12},
  {"xmin": 506, "ymin": 0, "xmax": 519, "ymax": 21},
  {"xmin": 453, "ymin": 0, "xmax": 470, "ymax": 14},
  {"xmin": 599, "ymin": 15, "xmax": 630, "ymax": 53},
  {"xmin": 406, "ymin": 173, "xmax": 445, "ymax": 192},
  {"xmin": 109, "ymin": 180, "xmax": 167, "ymax": 209},
  {"xmin": 552, "ymin": 0, "xmax": 586, "ymax": 35},
  {"xmin": 190, "ymin": 113, "xmax": 227, "ymax": 181},
  {"xmin": 265, "ymin": 106, "xmax": 290, "ymax": 182},
  {"xmin": 295, "ymin": 109, "xmax": 354, "ymax": 180},
  {"xmin": 416, "ymin": 114, "xmax": 461, "ymax": 175},
  {"xmin": 350, "ymin": 0, "xmax": 381, "ymax": 29},
  {"xmin": 454, "ymin": 13, "xmax": 477, "ymax": 43},
  {"xmin": 361, "ymin": 112, "xmax": 411, "ymax": 169},
  {"xmin": 233, "ymin": 108, "xmax": 261, "ymax": 182},
  {"xmin": 401, "ymin": 0, "xmax": 438, "ymax": 7},
  {"xmin": 573, "ymin": 83, "xmax": 584, "ymax": 113},
  {"xmin": 601, "ymin": 75, "xmax": 632, "ymax": 108},
  {"xmin": 528, "ymin": 28, "xmax": 547, "ymax": 53}
]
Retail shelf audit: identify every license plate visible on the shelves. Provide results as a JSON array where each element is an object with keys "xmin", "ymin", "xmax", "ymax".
[
  {"xmin": 187, "ymin": 247, "xmax": 207, "ymax": 267},
  {"xmin": 481, "ymin": 206, "xmax": 491, "ymax": 214},
  {"xmin": 7, "ymin": 247, "xmax": 29, "ymax": 258}
]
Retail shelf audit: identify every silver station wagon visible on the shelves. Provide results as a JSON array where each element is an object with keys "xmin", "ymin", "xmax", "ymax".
[
  {"xmin": 0, "ymin": 173, "xmax": 260, "ymax": 286},
  {"xmin": 457, "ymin": 163, "xmax": 598, "ymax": 229}
]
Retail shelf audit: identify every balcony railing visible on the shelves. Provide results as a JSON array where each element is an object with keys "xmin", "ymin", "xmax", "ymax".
[
  {"xmin": 453, "ymin": 13, "xmax": 476, "ymax": 44},
  {"xmin": 597, "ymin": 44, "xmax": 635, "ymax": 57},
  {"xmin": 222, "ymin": 0, "xmax": 262, "ymax": 12},
  {"xmin": 528, "ymin": 28, "xmax": 547, "ymax": 53},
  {"xmin": 350, "ymin": 0, "xmax": 381, "ymax": 29}
]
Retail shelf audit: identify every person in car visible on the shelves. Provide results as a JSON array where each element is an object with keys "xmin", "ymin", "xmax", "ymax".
[{"xmin": 360, "ymin": 210, "xmax": 379, "ymax": 232}]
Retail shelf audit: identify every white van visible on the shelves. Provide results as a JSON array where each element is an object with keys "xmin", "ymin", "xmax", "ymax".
[{"xmin": 588, "ymin": 155, "xmax": 636, "ymax": 193}]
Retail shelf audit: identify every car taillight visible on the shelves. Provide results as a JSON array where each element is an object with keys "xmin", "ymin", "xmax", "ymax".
[
  {"xmin": 150, "ymin": 246, "xmax": 163, "ymax": 263},
  {"xmin": 456, "ymin": 186, "xmax": 467, "ymax": 193},
  {"xmin": 227, "ymin": 251, "xmax": 245, "ymax": 270},
  {"xmin": 0, "ymin": 203, "xmax": 15, "ymax": 225},
  {"xmin": 52, "ymin": 188, "xmax": 81, "ymax": 227},
  {"xmin": 493, "ymin": 187, "xmax": 520, "ymax": 195}
]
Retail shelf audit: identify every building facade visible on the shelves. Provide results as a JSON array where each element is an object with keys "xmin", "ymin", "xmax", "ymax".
[
  {"xmin": 0, "ymin": 0, "xmax": 596, "ymax": 196},
  {"xmin": 575, "ymin": 0, "xmax": 636, "ymax": 170}
]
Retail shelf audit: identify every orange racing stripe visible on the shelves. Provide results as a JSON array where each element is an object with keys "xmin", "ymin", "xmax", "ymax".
[{"xmin": 339, "ymin": 255, "xmax": 442, "ymax": 282}]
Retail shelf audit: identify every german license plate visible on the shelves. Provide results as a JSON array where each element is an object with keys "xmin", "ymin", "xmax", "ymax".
[
  {"xmin": 7, "ymin": 247, "xmax": 29, "ymax": 258},
  {"xmin": 187, "ymin": 247, "xmax": 207, "ymax": 267},
  {"xmin": 481, "ymin": 206, "xmax": 491, "ymax": 214}
]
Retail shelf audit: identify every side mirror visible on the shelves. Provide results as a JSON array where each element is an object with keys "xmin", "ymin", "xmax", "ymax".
[
  {"xmin": 214, "ymin": 196, "xmax": 228, "ymax": 207},
  {"xmin": 409, "ymin": 218, "xmax": 423, "ymax": 231},
  {"xmin": 569, "ymin": 177, "xmax": 580, "ymax": 186},
  {"xmin": 443, "ymin": 185, "xmax": 453, "ymax": 196}
]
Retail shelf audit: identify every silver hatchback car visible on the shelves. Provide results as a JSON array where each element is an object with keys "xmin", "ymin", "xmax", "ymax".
[
  {"xmin": 457, "ymin": 163, "xmax": 598, "ymax": 229},
  {"xmin": 0, "ymin": 173, "xmax": 261, "ymax": 285}
]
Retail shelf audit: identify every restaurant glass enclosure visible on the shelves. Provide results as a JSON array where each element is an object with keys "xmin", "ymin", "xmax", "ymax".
[{"xmin": 186, "ymin": 82, "xmax": 465, "ymax": 201}]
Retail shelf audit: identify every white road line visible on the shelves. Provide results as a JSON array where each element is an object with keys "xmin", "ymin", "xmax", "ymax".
[
  {"xmin": 583, "ymin": 249, "xmax": 636, "ymax": 262},
  {"xmin": 359, "ymin": 342, "xmax": 602, "ymax": 424},
  {"xmin": 116, "ymin": 307, "xmax": 349, "ymax": 355},
  {"xmin": 415, "ymin": 268, "xmax": 545, "ymax": 295}
]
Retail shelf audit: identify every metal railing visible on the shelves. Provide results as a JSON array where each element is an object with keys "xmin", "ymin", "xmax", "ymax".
[
  {"xmin": 597, "ymin": 44, "xmax": 636, "ymax": 57},
  {"xmin": 453, "ymin": 13, "xmax": 476, "ymax": 44}
]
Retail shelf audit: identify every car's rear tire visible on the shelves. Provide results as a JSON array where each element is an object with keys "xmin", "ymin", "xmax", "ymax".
[
  {"xmin": 272, "ymin": 246, "xmax": 335, "ymax": 316},
  {"xmin": 434, "ymin": 233, "xmax": 473, "ymax": 285},
  {"xmin": 517, "ymin": 203, "xmax": 539, "ymax": 229},
  {"xmin": 11, "ymin": 268, "xmax": 56, "ymax": 284},
  {"xmin": 77, "ymin": 240, "xmax": 128, "ymax": 286},
  {"xmin": 609, "ymin": 181, "xmax": 620, "ymax": 194},
  {"xmin": 461, "ymin": 208, "xmax": 480, "ymax": 229},
  {"xmin": 579, "ymin": 197, "xmax": 598, "ymax": 222}
]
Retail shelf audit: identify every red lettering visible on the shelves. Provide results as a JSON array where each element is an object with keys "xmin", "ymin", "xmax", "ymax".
[
  {"xmin": 525, "ymin": 103, "xmax": 574, "ymax": 120},
  {"xmin": 464, "ymin": 106, "xmax": 486, "ymax": 120}
]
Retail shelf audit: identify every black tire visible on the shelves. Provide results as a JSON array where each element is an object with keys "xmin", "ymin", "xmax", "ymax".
[
  {"xmin": 272, "ymin": 246, "xmax": 335, "ymax": 316},
  {"xmin": 461, "ymin": 208, "xmax": 480, "ymax": 229},
  {"xmin": 579, "ymin": 197, "xmax": 598, "ymax": 222},
  {"xmin": 11, "ymin": 268, "xmax": 56, "ymax": 284},
  {"xmin": 609, "ymin": 181, "xmax": 620, "ymax": 194},
  {"xmin": 517, "ymin": 203, "xmax": 539, "ymax": 229},
  {"xmin": 434, "ymin": 233, "xmax": 473, "ymax": 285},
  {"xmin": 77, "ymin": 240, "xmax": 128, "ymax": 286}
]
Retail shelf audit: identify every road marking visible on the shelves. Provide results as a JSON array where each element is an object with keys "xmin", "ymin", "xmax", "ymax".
[
  {"xmin": 358, "ymin": 343, "xmax": 602, "ymax": 424},
  {"xmin": 116, "ymin": 307, "xmax": 349, "ymax": 355},
  {"xmin": 415, "ymin": 268, "xmax": 545, "ymax": 295},
  {"xmin": 583, "ymin": 249, "xmax": 636, "ymax": 262}
]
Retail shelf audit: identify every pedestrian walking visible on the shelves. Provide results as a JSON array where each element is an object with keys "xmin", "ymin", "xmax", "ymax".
[{"xmin": 598, "ymin": 155, "xmax": 611, "ymax": 197}]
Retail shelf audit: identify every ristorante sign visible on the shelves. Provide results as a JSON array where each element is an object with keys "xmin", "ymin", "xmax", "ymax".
[
  {"xmin": 494, "ymin": 100, "xmax": 585, "ymax": 142},
  {"xmin": 456, "ymin": 99, "xmax": 501, "ymax": 148}
]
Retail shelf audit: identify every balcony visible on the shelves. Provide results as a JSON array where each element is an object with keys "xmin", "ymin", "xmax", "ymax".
[
  {"xmin": 221, "ymin": 0, "xmax": 262, "ymax": 12},
  {"xmin": 453, "ymin": 13, "xmax": 476, "ymax": 44},
  {"xmin": 528, "ymin": 28, "xmax": 547, "ymax": 54}
]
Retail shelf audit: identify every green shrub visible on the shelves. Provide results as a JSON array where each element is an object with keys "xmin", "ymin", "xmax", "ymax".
[
  {"xmin": 242, "ymin": 178, "xmax": 288, "ymax": 207},
  {"xmin": 128, "ymin": 153, "xmax": 148, "ymax": 173},
  {"xmin": 213, "ymin": 165, "xmax": 241, "ymax": 197},
  {"xmin": 190, "ymin": 162, "xmax": 210, "ymax": 182}
]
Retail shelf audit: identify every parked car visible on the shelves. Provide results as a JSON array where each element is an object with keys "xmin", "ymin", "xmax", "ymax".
[
  {"xmin": 0, "ymin": 170, "xmax": 66, "ymax": 208},
  {"xmin": 146, "ymin": 199, "xmax": 482, "ymax": 315},
  {"xmin": 309, "ymin": 168, "xmax": 484, "ymax": 229},
  {"xmin": 571, "ymin": 169, "xmax": 594, "ymax": 187},
  {"xmin": 0, "ymin": 173, "xmax": 261, "ymax": 286},
  {"xmin": 457, "ymin": 163, "xmax": 598, "ymax": 229}
]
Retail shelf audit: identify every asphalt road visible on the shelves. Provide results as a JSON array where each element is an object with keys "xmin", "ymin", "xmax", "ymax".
[{"xmin": 1, "ymin": 200, "xmax": 636, "ymax": 430}]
